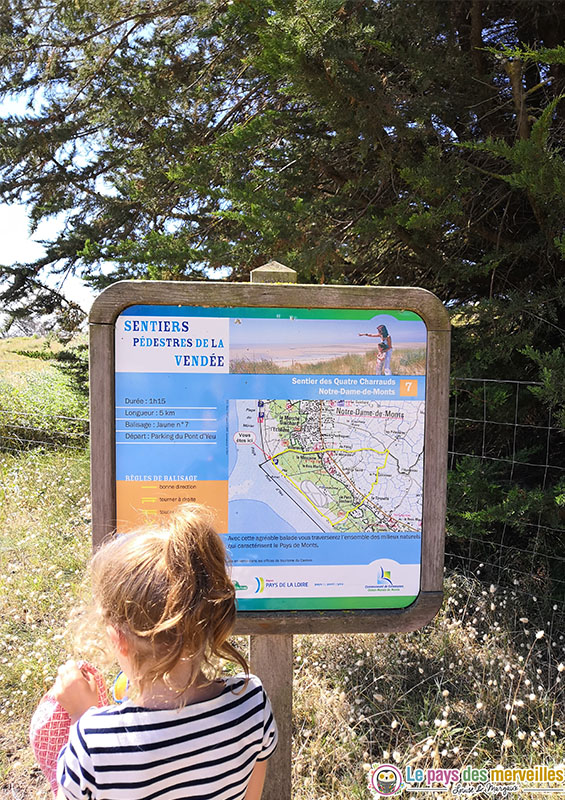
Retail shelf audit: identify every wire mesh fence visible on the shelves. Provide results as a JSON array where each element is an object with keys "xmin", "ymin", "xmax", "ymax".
[
  {"xmin": 446, "ymin": 377, "xmax": 565, "ymax": 610},
  {"xmin": 0, "ymin": 407, "xmax": 89, "ymax": 453}
]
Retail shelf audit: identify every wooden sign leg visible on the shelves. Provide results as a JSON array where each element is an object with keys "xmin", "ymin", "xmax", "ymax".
[
  {"xmin": 250, "ymin": 634, "xmax": 293, "ymax": 800},
  {"xmin": 247, "ymin": 267, "xmax": 295, "ymax": 799}
]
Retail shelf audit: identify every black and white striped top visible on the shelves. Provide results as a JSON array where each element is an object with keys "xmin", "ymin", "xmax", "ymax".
[{"xmin": 57, "ymin": 674, "xmax": 278, "ymax": 800}]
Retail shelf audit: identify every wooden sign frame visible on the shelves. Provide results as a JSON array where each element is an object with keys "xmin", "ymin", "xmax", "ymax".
[{"xmin": 89, "ymin": 280, "xmax": 450, "ymax": 636}]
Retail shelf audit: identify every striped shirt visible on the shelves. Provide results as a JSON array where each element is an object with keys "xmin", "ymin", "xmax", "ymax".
[{"xmin": 57, "ymin": 674, "xmax": 278, "ymax": 800}]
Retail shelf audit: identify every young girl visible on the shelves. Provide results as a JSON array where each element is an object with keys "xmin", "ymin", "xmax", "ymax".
[
  {"xmin": 50, "ymin": 504, "xmax": 278, "ymax": 800},
  {"xmin": 375, "ymin": 342, "xmax": 387, "ymax": 375}
]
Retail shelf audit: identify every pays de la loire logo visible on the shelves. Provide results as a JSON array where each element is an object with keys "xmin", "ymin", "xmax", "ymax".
[
  {"xmin": 368, "ymin": 764, "xmax": 404, "ymax": 797},
  {"xmin": 254, "ymin": 577, "xmax": 278, "ymax": 593}
]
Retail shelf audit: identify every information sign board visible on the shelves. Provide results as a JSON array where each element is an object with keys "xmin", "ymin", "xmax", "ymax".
[{"xmin": 90, "ymin": 281, "xmax": 450, "ymax": 633}]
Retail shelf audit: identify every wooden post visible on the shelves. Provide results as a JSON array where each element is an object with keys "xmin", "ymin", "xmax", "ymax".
[
  {"xmin": 89, "ymin": 322, "xmax": 116, "ymax": 549},
  {"xmin": 250, "ymin": 635, "xmax": 293, "ymax": 800},
  {"xmin": 250, "ymin": 262, "xmax": 296, "ymax": 800},
  {"xmin": 250, "ymin": 261, "xmax": 298, "ymax": 284}
]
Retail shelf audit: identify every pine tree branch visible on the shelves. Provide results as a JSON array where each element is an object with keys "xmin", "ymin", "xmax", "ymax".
[
  {"xmin": 504, "ymin": 59, "xmax": 530, "ymax": 140},
  {"xmin": 204, "ymin": 79, "xmax": 264, "ymax": 140},
  {"xmin": 60, "ymin": 21, "xmax": 145, "ymax": 115}
]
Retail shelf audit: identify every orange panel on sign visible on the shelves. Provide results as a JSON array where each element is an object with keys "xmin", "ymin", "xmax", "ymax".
[
  {"xmin": 116, "ymin": 480, "xmax": 228, "ymax": 534},
  {"xmin": 399, "ymin": 379, "xmax": 418, "ymax": 397}
]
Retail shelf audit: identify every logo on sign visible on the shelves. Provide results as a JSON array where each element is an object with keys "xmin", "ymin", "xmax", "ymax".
[
  {"xmin": 254, "ymin": 577, "xmax": 278, "ymax": 593},
  {"xmin": 377, "ymin": 567, "xmax": 393, "ymax": 586}
]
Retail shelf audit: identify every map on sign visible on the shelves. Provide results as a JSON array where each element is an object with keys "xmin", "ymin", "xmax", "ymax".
[{"xmin": 229, "ymin": 399, "xmax": 423, "ymax": 535}]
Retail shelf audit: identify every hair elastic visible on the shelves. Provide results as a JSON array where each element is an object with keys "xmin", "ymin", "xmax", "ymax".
[{"xmin": 112, "ymin": 671, "xmax": 129, "ymax": 703}]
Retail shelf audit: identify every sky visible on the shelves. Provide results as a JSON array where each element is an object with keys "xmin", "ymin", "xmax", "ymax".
[
  {"xmin": 0, "ymin": 202, "xmax": 97, "ymax": 314},
  {"xmin": 0, "ymin": 94, "xmax": 98, "ymax": 318},
  {"xmin": 230, "ymin": 316, "xmax": 427, "ymax": 347}
]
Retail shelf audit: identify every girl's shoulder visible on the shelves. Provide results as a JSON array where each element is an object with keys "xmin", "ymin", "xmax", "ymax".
[
  {"xmin": 223, "ymin": 672, "xmax": 264, "ymax": 694},
  {"xmin": 72, "ymin": 674, "xmax": 266, "ymax": 729}
]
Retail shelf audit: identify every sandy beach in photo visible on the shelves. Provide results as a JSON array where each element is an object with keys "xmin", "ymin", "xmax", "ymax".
[{"xmin": 231, "ymin": 341, "xmax": 424, "ymax": 367}]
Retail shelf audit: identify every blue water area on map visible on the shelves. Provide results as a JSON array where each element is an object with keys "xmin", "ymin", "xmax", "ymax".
[{"xmin": 228, "ymin": 500, "xmax": 297, "ymax": 535}]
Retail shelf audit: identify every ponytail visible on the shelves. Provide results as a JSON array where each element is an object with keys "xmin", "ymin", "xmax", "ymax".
[{"xmin": 88, "ymin": 504, "xmax": 248, "ymax": 700}]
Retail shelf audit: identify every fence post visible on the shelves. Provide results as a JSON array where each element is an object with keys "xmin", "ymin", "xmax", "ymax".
[{"xmin": 249, "ymin": 261, "xmax": 296, "ymax": 800}]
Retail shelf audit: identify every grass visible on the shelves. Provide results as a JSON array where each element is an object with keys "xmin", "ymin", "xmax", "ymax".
[
  {"xmin": 292, "ymin": 580, "xmax": 564, "ymax": 799},
  {"xmin": 0, "ymin": 336, "xmax": 70, "ymax": 377},
  {"xmin": 0, "ymin": 447, "xmax": 91, "ymax": 798},
  {"xmin": 0, "ymin": 337, "xmax": 88, "ymax": 452}
]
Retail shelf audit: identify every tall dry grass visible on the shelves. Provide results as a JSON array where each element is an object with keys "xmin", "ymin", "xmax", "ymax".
[{"xmin": 292, "ymin": 575, "xmax": 564, "ymax": 799}]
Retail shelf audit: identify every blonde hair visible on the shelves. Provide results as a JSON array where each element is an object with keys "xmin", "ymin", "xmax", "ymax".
[{"xmin": 79, "ymin": 504, "xmax": 247, "ymax": 699}]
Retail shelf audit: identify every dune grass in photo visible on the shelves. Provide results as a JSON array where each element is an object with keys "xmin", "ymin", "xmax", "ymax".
[{"xmin": 230, "ymin": 348, "xmax": 426, "ymax": 375}]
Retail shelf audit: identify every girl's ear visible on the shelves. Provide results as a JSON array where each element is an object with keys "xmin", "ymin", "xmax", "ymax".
[{"xmin": 106, "ymin": 625, "xmax": 129, "ymax": 657}]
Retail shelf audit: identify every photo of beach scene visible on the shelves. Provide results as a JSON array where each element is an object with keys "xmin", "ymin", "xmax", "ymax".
[{"xmin": 229, "ymin": 314, "xmax": 427, "ymax": 375}]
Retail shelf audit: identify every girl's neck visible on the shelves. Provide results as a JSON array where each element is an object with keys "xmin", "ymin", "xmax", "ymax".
[
  {"xmin": 139, "ymin": 679, "xmax": 223, "ymax": 709},
  {"xmin": 136, "ymin": 661, "xmax": 223, "ymax": 709}
]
